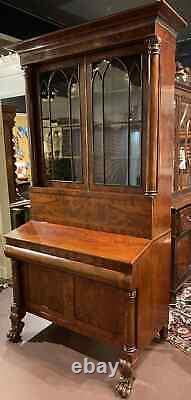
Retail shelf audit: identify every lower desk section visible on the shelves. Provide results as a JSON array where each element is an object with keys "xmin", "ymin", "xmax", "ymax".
[{"xmin": 5, "ymin": 229, "xmax": 171, "ymax": 351}]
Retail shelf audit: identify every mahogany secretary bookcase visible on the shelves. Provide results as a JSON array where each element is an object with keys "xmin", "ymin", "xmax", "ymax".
[{"xmin": 4, "ymin": 2, "xmax": 186, "ymax": 398}]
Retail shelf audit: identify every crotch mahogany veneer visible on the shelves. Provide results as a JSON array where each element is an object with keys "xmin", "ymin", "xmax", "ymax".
[
  {"xmin": 4, "ymin": 1, "xmax": 186, "ymax": 398},
  {"xmin": 5, "ymin": 220, "xmax": 170, "ymax": 395}
]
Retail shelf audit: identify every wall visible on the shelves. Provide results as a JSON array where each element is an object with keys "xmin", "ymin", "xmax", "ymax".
[
  {"xmin": 0, "ymin": 53, "xmax": 25, "ymax": 99},
  {"xmin": 0, "ymin": 103, "xmax": 12, "ymax": 280},
  {"xmin": 0, "ymin": 53, "xmax": 25, "ymax": 280}
]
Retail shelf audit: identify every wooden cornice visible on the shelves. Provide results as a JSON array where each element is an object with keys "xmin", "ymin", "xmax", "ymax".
[{"xmin": 14, "ymin": 1, "xmax": 187, "ymax": 66}]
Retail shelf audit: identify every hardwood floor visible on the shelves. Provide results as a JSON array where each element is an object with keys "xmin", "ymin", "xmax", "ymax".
[{"xmin": 0, "ymin": 288, "xmax": 191, "ymax": 400}]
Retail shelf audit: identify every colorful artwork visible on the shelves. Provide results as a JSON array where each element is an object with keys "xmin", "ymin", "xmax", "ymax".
[{"xmin": 13, "ymin": 115, "xmax": 31, "ymax": 182}]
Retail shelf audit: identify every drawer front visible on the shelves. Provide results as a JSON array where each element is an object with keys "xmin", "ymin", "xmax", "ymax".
[
  {"xmin": 175, "ymin": 234, "xmax": 191, "ymax": 286},
  {"xmin": 180, "ymin": 206, "xmax": 191, "ymax": 234},
  {"xmin": 174, "ymin": 205, "xmax": 191, "ymax": 235}
]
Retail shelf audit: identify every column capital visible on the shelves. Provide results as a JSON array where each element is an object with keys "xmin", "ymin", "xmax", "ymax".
[{"xmin": 146, "ymin": 37, "xmax": 161, "ymax": 55}]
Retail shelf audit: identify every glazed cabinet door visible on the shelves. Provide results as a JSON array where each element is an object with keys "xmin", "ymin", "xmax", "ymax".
[
  {"xmin": 174, "ymin": 89, "xmax": 191, "ymax": 192},
  {"xmin": 38, "ymin": 59, "xmax": 87, "ymax": 187},
  {"xmin": 35, "ymin": 44, "xmax": 151, "ymax": 193},
  {"xmin": 86, "ymin": 48, "xmax": 146, "ymax": 192}
]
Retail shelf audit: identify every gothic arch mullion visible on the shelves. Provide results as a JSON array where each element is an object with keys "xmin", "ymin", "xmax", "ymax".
[
  {"xmin": 112, "ymin": 57, "xmax": 128, "ymax": 73},
  {"xmin": 47, "ymin": 69, "xmax": 69, "ymax": 93},
  {"xmin": 40, "ymin": 80, "xmax": 48, "ymax": 98},
  {"xmin": 102, "ymin": 69, "xmax": 106, "ymax": 184},
  {"xmin": 47, "ymin": 69, "xmax": 70, "ymax": 181},
  {"xmin": 102, "ymin": 62, "xmax": 113, "ymax": 185},
  {"xmin": 128, "ymin": 71, "xmax": 131, "ymax": 186},
  {"xmin": 48, "ymin": 93, "xmax": 55, "ymax": 180},
  {"xmin": 47, "ymin": 71, "xmax": 57, "ymax": 180},
  {"xmin": 129, "ymin": 63, "xmax": 141, "ymax": 77},
  {"xmin": 92, "ymin": 69, "xmax": 102, "ymax": 84},
  {"xmin": 140, "ymin": 54, "xmax": 144, "ymax": 187},
  {"xmin": 91, "ymin": 72, "xmax": 99, "ymax": 170},
  {"xmin": 68, "ymin": 77, "xmax": 75, "ymax": 181},
  {"xmin": 102, "ymin": 61, "xmax": 111, "ymax": 81}
]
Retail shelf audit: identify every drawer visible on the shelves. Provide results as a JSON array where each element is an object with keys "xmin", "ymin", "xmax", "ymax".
[
  {"xmin": 175, "ymin": 235, "xmax": 191, "ymax": 286},
  {"xmin": 179, "ymin": 206, "xmax": 191, "ymax": 234},
  {"xmin": 172, "ymin": 205, "xmax": 191, "ymax": 236}
]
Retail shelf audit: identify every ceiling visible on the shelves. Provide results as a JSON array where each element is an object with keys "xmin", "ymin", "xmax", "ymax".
[
  {"xmin": 0, "ymin": 0, "xmax": 190, "ymax": 39},
  {"xmin": 1, "ymin": 0, "xmax": 191, "ymax": 26},
  {"xmin": 0, "ymin": 0, "xmax": 191, "ymax": 62}
]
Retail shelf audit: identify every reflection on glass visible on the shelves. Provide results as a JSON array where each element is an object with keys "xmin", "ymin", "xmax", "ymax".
[
  {"xmin": 104, "ymin": 59, "xmax": 129, "ymax": 185},
  {"xmin": 92, "ymin": 71, "xmax": 104, "ymax": 183},
  {"xmin": 40, "ymin": 65, "xmax": 82, "ymax": 182},
  {"xmin": 129, "ymin": 130, "xmax": 141, "ymax": 186},
  {"xmin": 129, "ymin": 64, "xmax": 142, "ymax": 186},
  {"xmin": 92, "ymin": 55, "xmax": 142, "ymax": 186},
  {"xmin": 175, "ymin": 98, "xmax": 191, "ymax": 192}
]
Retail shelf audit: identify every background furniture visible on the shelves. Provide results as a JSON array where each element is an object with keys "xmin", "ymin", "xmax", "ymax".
[
  {"xmin": 5, "ymin": 2, "xmax": 186, "ymax": 398},
  {"xmin": 172, "ymin": 73, "xmax": 191, "ymax": 301},
  {"xmin": 1, "ymin": 104, "xmax": 31, "ymax": 227}
]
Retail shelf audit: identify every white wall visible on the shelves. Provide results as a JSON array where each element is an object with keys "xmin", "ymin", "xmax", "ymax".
[
  {"xmin": 0, "ymin": 53, "xmax": 25, "ymax": 280},
  {"xmin": 0, "ymin": 53, "xmax": 25, "ymax": 99},
  {"xmin": 0, "ymin": 103, "xmax": 12, "ymax": 280}
]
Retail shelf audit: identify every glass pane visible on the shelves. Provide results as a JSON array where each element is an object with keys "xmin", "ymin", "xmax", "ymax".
[
  {"xmin": 104, "ymin": 59, "xmax": 129, "ymax": 185},
  {"xmin": 92, "ymin": 55, "xmax": 142, "ymax": 187},
  {"xmin": 70, "ymin": 76, "xmax": 82, "ymax": 182},
  {"xmin": 175, "ymin": 99, "xmax": 191, "ymax": 191},
  {"xmin": 129, "ymin": 129, "xmax": 141, "ymax": 186},
  {"xmin": 40, "ymin": 65, "xmax": 83, "ymax": 182},
  {"xmin": 92, "ymin": 71, "xmax": 104, "ymax": 183},
  {"xmin": 129, "ymin": 64, "xmax": 142, "ymax": 186}
]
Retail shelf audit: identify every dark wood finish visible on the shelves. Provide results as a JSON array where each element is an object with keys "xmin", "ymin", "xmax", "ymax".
[
  {"xmin": 4, "ymin": 1, "xmax": 186, "ymax": 398},
  {"xmin": 0, "ymin": 104, "xmax": 31, "ymax": 234},
  {"xmin": 174, "ymin": 84, "xmax": 191, "ymax": 193},
  {"xmin": 176, "ymin": 204, "xmax": 191, "ymax": 234},
  {"xmin": 4, "ymin": 228, "xmax": 170, "ymax": 349},
  {"xmin": 171, "ymin": 79, "xmax": 191, "ymax": 301},
  {"xmin": 14, "ymin": 1, "xmax": 186, "ymax": 66},
  {"xmin": 153, "ymin": 23, "xmax": 177, "ymax": 238},
  {"xmin": 1, "ymin": 104, "xmax": 17, "ymax": 203},
  {"xmin": 10, "ymin": 199, "xmax": 31, "ymax": 230},
  {"xmin": 7, "ymin": 260, "xmax": 26, "ymax": 343},
  {"xmin": 171, "ymin": 197, "xmax": 191, "ymax": 302}
]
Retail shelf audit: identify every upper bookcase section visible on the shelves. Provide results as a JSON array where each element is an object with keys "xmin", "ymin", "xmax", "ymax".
[{"xmin": 14, "ymin": 1, "xmax": 187, "ymax": 66}]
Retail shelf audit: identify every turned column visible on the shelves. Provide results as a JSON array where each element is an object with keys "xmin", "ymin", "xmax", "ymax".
[
  {"xmin": 7, "ymin": 260, "xmax": 26, "ymax": 342},
  {"xmin": 116, "ymin": 289, "xmax": 137, "ymax": 398},
  {"xmin": 145, "ymin": 37, "xmax": 160, "ymax": 194}
]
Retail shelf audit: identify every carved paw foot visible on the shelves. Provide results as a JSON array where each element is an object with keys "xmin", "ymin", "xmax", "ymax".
[
  {"xmin": 159, "ymin": 325, "xmax": 168, "ymax": 340},
  {"xmin": 154, "ymin": 325, "xmax": 168, "ymax": 343},
  {"xmin": 7, "ymin": 306, "xmax": 25, "ymax": 343},
  {"xmin": 115, "ymin": 376, "xmax": 135, "ymax": 398},
  {"xmin": 115, "ymin": 355, "xmax": 135, "ymax": 398},
  {"xmin": 7, "ymin": 320, "xmax": 24, "ymax": 343}
]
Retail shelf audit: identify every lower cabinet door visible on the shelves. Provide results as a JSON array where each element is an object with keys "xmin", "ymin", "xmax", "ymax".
[{"xmin": 20, "ymin": 262, "xmax": 129, "ymax": 344}]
